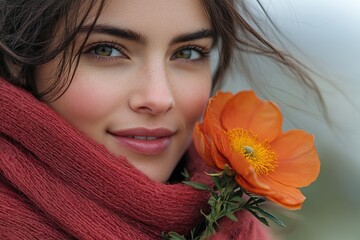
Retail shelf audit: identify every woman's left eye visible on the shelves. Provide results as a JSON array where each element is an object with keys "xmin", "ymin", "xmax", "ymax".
[{"xmin": 171, "ymin": 47, "xmax": 207, "ymax": 61}]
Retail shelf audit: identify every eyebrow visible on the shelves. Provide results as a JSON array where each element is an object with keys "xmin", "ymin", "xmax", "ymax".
[
  {"xmin": 80, "ymin": 24, "xmax": 214, "ymax": 45},
  {"xmin": 170, "ymin": 29, "xmax": 214, "ymax": 45}
]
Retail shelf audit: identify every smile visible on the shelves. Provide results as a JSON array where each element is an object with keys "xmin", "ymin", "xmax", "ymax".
[
  {"xmin": 108, "ymin": 128, "xmax": 174, "ymax": 155},
  {"xmin": 126, "ymin": 136, "xmax": 160, "ymax": 140}
]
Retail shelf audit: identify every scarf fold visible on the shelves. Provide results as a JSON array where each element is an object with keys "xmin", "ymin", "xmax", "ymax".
[{"xmin": 0, "ymin": 78, "xmax": 270, "ymax": 239}]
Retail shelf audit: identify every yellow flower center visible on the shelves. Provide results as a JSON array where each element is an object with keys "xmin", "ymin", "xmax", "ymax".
[{"xmin": 227, "ymin": 129, "xmax": 278, "ymax": 175}]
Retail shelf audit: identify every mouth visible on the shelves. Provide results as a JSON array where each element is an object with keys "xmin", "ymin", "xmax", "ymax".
[
  {"xmin": 107, "ymin": 128, "xmax": 174, "ymax": 155},
  {"xmin": 125, "ymin": 136, "xmax": 162, "ymax": 140}
]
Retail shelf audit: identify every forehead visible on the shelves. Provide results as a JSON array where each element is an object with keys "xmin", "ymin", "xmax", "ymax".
[{"xmin": 89, "ymin": 0, "xmax": 211, "ymax": 35}]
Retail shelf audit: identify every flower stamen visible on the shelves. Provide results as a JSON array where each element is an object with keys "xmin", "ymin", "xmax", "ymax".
[{"xmin": 227, "ymin": 129, "xmax": 277, "ymax": 175}]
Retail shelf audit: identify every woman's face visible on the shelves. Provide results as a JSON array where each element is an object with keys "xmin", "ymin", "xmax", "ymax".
[{"xmin": 36, "ymin": 0, "xmax": 213, "ymax": 182}]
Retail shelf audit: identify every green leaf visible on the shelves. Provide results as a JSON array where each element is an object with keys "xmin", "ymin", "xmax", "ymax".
[
  {"xmin": 164, "ymin": 232, "xmax": 187, "ymax": 240},
  {"xmin": 226, "ymin": 201, "xmax": 240, "ymax": 207},
  {"xmin": 205, "ymin": 171, "xmax": 224, "ymax": 177},
  {"xmin": 245, "ymin": 196, "xmax": 265, "ymax": 206},
  {"xmin": 223, "ymin": 164, "xmax": 235, "ymax": 176},
  {"xmin": 229, "ymin": 195, "xmax": 244, "ymax": 203},
  {"xmin": 215, "ymin": 200, "xmax": 223, "ymax": 215},
  {"xmin": 246, "ymin": 209, "xmax": 270, "ymax": 227},
  {"xmin": 181, "ymin": 169, "xmax": 190, "ymax": 181},
  {"xmin": 211, "ymin": 176, "xmax": 222, "ymax": 191},
  {"xmin": 183, "ymin": 181, "xmax": 211, "ymax": 191},
  {"xmin": 251, "ymin": 207, "xmax": 286, "ymax": 228},
  {"xmin": 243, "ymin": 196, "xmax": 255, "ymax": 207},
  {"xmin": 226, "ymin": 212, "xmax": 239, "ymax": 222},
  {"xmin": 251, "ymin": 197, "xmax": 266, "ymax": 205}
]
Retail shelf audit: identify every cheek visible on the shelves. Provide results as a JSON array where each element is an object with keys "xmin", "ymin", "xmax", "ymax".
[
  {"xmin": 178, "ymin": 80, "xmax": 211, "ymax": 126},
  {"xmin": 36, "ymin": 59, "xmax": 117, "ymax": 123},
  {"xmin": 48, "ymin": 72, "xmax": 118, "ymax": 126}
]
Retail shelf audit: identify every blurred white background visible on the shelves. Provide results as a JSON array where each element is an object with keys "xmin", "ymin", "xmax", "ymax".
[{"xmin": 223, "ymin": 1, "xmax": 360, "ymax": 239}]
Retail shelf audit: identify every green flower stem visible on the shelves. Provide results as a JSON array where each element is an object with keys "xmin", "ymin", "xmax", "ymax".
[
  {"xmin": 163, "ymin": 167, "xmax": 285, "ymax": 240},
  {"xmin": 197, "ymin": 173, "xmax": 245, "ymax": 239}
]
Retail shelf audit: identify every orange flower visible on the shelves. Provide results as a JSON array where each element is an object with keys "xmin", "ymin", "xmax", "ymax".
[{"xmin": 193, "ymin": 91, "xmax": 320, "ymax": 210}]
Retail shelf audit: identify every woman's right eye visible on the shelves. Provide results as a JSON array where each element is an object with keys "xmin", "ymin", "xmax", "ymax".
[
  {"xmin": 91, "ymin": 45, "xmax": 122, "ymax": 57},
  {"xmin": 84, "ymin": 43, "xmax": 128, "ymax": 61}
]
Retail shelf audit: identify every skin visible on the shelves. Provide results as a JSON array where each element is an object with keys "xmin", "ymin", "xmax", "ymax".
[{"xmin": 36, "ymin": 0, "xmax": 213, "ymax": 182}]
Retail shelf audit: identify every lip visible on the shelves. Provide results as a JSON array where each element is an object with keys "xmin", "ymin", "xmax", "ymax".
[{"xmin": 108, "ymin": 128, "xmax": 174, "ymax": 155}]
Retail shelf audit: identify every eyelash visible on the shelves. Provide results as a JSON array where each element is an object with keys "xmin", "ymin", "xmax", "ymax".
[
  {"xmin": 83, "ymin": 41, "xmax": 128, "ymax": 63},
  {"xmin": 172, "ymin": 45, "xmax": 211, "ymax": 63},
  {"xmin": 82, "ymin": 41, "xmax": 210, "ymax": 64}
]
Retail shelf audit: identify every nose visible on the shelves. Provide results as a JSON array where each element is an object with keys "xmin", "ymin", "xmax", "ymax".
[{"xmin": 129, "ymin": 62, "xmax": 175, "ymax": 115}]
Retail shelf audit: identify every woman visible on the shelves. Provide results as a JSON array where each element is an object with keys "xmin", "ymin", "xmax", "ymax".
[{"xmin": 0, "ymin": 0, "xmax": 322, "ymax": 239}]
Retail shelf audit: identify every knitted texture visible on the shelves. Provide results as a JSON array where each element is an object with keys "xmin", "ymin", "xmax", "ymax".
[{"xmin": 0, "ymin": 78, "xmax": 270, "ymax": 239}]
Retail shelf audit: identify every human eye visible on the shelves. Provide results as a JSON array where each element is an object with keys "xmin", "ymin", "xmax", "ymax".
[
  {"xmin": 83, "ymin": 42, "xmax": 128, "ymax": 62},
  {"xmin": 171, "ymin": 45, "xmax": 210, "ymax": 61}
]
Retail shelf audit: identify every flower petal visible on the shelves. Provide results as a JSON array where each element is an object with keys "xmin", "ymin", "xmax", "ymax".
[
  {"xmin": 221, "ymin": 91, "xmax": 282, "ymax": 142},
  {"xmin": 209, "ymin": 139, "xmax": 229, "ymax": 170},
  {"xmin": 193, "ymin": 123, "xmax": 215, "ymax": 168},
  {"xmin": 194, "ymin": 120, "xmax": 231, "ymax": 170},
  {"xmin": 207, "ymin": 122, "xmax": 232, "ymax": 170},
  {"xmin": 258, "ymin": 177, "xmax": 305, "ymax": 210},
  {"xmin": 206, "ymin": 91, "xmax": 234, "ymax": 121},
  {"xmin": 269, "ymin": 130, "xmax": 320, "ymax": 187},
  {"xmin": 202, "ymin": 92, "xmax": 233, "ymax": 134},
  {"xmin": 235, "ymin": 173, "xmax": 271, "ymax": 195},
  {"xmin": 199, "ymin": 92, "xmax": 232, "ymax": 143},
  {"xmin": 226, "ymin": 151, "xmax": 271, "ymax": 191}
]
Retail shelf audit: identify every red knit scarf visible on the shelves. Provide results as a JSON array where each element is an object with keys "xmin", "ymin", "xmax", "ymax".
[{"xmin": 0, "ymin": 78, "xmax": 270, "ymax": 239}]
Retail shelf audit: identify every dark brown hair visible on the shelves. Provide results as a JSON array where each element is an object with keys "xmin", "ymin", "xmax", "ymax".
[
  {"xmin": 0, "ymin": 0, "xmax": 105, "ymax": 100},
  {"xmin": 201, "ymin": 1, "xmax": 324, "ymax": 105},
  {"xmin": 0, "ymin": 0, "xmax": 324, "ymax": 108}
]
